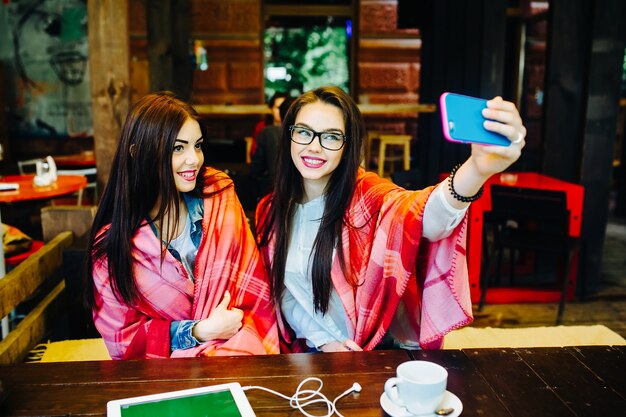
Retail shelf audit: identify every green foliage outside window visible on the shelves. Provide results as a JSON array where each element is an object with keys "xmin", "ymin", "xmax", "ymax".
[{"xmin": 264, "ymin": 20, "xmax": 349, "ymax": 101}]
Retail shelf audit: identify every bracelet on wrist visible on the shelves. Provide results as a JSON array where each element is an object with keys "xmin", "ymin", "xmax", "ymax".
[{"xmin": 448, "ymin": 164, "xmax": 484, "ymax": 203}]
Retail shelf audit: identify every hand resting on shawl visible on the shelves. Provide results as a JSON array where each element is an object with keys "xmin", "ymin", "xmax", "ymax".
[
  {"xmin": 320, "ymin": 339, "xmax": 363, "ymax": 352},
  {"xmin": 192, "ymin": 291, "xmax": 243, "ymax": 341}
]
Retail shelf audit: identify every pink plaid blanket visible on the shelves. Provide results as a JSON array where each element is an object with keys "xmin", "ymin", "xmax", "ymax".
[
  {"xmin": 92, "ymin": 168, "xmax": 278, "ymax": 359},
  {"xmin": 257, "ymin": 169, "xmax": 472, "ymax": 351}
]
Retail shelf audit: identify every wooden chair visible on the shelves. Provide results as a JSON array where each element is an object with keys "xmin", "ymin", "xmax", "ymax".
[
  {"xmin": 0, "ymin": 231, "xmax": 72, "ymax": 364},
  {"xmin": 41, "ymin": 205, "xmax": 96, "ymax": 251},
  {"xmin": 16, "ymin": 158, "xmax": 41, "ymax": 175},
  {"xmin": 56, "ymin": 167, "xmax": 98, "ymax": 205},
  {"xmin": 478, "ymin": 186, "xmax": 580, "ymax": 324},
  {"xmin": 377, "ymin": 134, "xmax": 411, "ymax": 177},
  {"xmin": 41, "ymin": 205, "xmax": 98, "ymax": 339}
]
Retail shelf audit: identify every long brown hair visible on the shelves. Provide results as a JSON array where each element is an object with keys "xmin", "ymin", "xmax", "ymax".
[
  {"xmin": 85, "ymin": 91, "xmax": 211, "ymax": 307},
  {"xmin": 256, "ymin": 86, "xmax": 365, "ymax": 314}
]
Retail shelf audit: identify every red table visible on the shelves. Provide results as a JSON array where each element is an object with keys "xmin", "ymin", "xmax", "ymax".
[
  {"xmin": 0, "ymin": 174, "xmax": 87, "ymax": 204},
  {"xmin": 467, "ymin": 172, "xmax": 584, "ymax": 304}
]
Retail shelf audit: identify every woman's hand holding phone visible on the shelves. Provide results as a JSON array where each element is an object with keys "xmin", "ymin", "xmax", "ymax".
[
  {"xmin": 470, "ymin": 96, "xmax": 526, "ymax": 178},
  {"xmin": 439, "ymin": 93, "xmax": 526, "ymax": 209},
  {"xmin": 440, "ymin": 92, "xmax": 525, "ymax": 177}
]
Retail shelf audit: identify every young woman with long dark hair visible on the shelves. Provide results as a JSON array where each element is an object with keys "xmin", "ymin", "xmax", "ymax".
[
  {"xmin": 256, "ymin": 86, "xmax": 525, "ymax": 352},
  {"xmin": 85, "ymin": 92, "xmax": 278, "ymax": 359}
]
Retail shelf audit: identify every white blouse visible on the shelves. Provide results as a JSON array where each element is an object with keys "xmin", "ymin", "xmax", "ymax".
[{"xmin": 280, "ymin": 183, "xmax": 468, "ymax": 348}]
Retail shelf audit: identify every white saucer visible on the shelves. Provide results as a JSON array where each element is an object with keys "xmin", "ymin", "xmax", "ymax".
[{"xmin": 380, "ymin": 390, "xmax": 462, "ymax": 417}]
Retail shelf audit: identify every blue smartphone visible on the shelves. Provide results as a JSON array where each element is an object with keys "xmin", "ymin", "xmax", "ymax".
[{"xmin": 439, "ymin": 92, "xmax": 511, "ymax": 146}]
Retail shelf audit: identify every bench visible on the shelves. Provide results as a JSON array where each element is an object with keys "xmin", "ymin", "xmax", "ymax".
[{"xmin": 0, "ymin": 231, "xmax": 73, "ymax": 364}]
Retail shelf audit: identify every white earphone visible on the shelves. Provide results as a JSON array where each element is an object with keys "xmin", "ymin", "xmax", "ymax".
[{"xmin": 244, "ymin": 377, "xmax": 362, "ymax": 417}]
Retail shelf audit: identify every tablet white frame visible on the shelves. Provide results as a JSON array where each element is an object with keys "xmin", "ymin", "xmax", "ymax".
[{"xmin": 106, "ymin": 382, "xmax": 256, "ymax": 417}]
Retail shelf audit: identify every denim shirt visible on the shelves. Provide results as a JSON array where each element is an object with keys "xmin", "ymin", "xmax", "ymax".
[{"xmin": 149, "ymin": 193, "xmax": 204, "ymax": 352}]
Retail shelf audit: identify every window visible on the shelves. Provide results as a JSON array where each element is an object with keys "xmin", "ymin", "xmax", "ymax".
[{"xmin": 264, "ymin": 16, "xmax": 351, "ymax": 100}]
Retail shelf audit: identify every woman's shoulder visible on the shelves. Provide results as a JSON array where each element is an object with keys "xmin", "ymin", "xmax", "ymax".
[
  {"xmin": 348, "ymin": 169, "xmax": 432, "ymax": 224},
  {"xmin": 95, "ymin": 220, "xmax": 152, "ymax": 243},
  {"xmin": 200, "ymin": 166, "xmax": 234, "ymax": 194},
  {"xmin": 353, "ymin": 169, "xmax": 398, "ymax": 202}
]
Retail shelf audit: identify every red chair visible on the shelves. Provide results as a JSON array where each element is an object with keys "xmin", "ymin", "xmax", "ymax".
[
  {"xmin": 478, "ymin": 186, "xmax": 580, "ymax": 324},
  {"xmin": 5, "ymin": 240, "xmax": 44, "ymax": 270}
]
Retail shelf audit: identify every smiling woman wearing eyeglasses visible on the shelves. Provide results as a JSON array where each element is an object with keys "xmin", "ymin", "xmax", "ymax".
[{"xmin": 255, "ymin": 86, "xmax": 525, "ymax": 353}]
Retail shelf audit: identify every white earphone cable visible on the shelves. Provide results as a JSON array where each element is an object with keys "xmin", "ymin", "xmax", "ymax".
[
  {"xmin": 332, "ymin": 383, "xmax": 361, "ymax": 417},
  {"xmin": 243, "ymin": 377, "xmax": 360, "ymax": 417}
]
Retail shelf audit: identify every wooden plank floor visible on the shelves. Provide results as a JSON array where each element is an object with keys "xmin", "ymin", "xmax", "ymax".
[{"xmin": 472, "ymin": 216, "xmax": 626, "ymax": 338}]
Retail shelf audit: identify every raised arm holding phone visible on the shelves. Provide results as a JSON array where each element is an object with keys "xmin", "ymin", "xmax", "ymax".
[{"xmin": 255, "ymin": 86, "xmax": 525, "ymax": 352}]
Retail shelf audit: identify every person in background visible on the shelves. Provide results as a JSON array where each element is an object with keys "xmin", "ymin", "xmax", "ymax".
[
  {"xmin": 250, "ymin": 91, "xmax": 289, "ymax": 160},
  {"xmin": 85, "ymin": 92, "xmax": 278, "ymax": 359},
  {"xmin": 250, "ymin": 96, "xmax": 295, "ymax": 198},
  {"xmin": 255, "ymin": 86, "xmax": 525, "ymax": 352}
]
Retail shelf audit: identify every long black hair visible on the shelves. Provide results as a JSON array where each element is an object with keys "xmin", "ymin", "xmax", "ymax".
[
  {"xmin": 85, "ymin": 91, "xmax": 208, "ymax": 307},
  {"xmin": 256, "ymin": 86, "xmax": 365, "ymax": 314}
]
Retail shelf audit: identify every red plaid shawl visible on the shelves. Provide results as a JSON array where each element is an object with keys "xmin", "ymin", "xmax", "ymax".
[
  {"xmin": 92, "ymin": 168, "xmax": 278, "ymax": 359},
  {"xmin": 257, "ymin": 169, "xmax": 473, "ymax": 352}
]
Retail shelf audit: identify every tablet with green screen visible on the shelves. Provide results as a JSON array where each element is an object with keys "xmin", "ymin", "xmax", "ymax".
[{"xmin": 107, "ymin": 382, "xmax": 255, "ymax": 417}]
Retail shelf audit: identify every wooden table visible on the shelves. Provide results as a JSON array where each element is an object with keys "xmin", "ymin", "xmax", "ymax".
[
  {"xmin": 467, "ymin": 172, "xmax": 585, "ymax": 304},
  {"xmin": 0, "ymin": 347, "xmax": 623, "ymax": 416}
]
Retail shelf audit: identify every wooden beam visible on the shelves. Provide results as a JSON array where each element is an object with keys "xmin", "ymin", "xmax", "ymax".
[
  {"xmin": 578, "ymin": 0, "xmax": 626, "ymax": 293},
  {"xmin": 542, "ymin": 0, "xmax": 590, "ymax": 181},
  {"xmin": 0, "ymin": 281, "xmax": 66, "ymax": 365},
  {"xmin": 88, "ymin": 0, "xmax": 131, "ymax": 190},
  {"xmin": 0, "ymin": 231, "xmax": 72, "ymax": 318},
  {"xmin": 480, "ymin": 0, "xmax": 507, "ymax": 98},
  {"xmin": 194, "ymin": 103, "xmax": 437, "ymax": 117},
  {"xmin": 264, "ymin": 5, "xmax": 353, "ymax": 17},
  {"xmin": 417, "ymin": 0, "xmax": 508, "ymax": 184},
  {"xmin": 0, "ymin": 231, "xmax": 73, "ymax": 363},
  {"xmin": 147, "ymin": 0, "xmax": 193, "ymax": 100}
]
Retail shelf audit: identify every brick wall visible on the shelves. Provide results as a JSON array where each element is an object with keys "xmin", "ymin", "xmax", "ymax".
[
  {"xmin": 128, "ymin": 0, "xmax": 423, "ymax": 144},
  {"xmin": 358, "ymin": 0, "xmax": 421, "ymax": 151}
]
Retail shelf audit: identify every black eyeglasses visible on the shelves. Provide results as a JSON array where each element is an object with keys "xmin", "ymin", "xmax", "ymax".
[{"xmin": 289, "ymin": 125, "xmax": 347, "ymax": 151}]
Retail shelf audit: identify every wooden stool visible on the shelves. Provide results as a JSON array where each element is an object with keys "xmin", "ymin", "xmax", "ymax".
[{"xmin": 377, "ymin": 134, "xmax": 411, "ymax": 177}]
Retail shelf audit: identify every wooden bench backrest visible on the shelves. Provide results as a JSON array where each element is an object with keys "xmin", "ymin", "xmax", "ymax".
[
  {"xmin": 41, "ymin": 205, "xmax": 96, "ymax": 250},
  {"xmin": 0, "ymin": 231, "xmax": 73, "ymax": 364}
]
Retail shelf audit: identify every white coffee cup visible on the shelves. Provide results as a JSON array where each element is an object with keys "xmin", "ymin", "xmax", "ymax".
[{"xmin": 384, "ymin": 360, "xmax": 448, "ymax": 415}]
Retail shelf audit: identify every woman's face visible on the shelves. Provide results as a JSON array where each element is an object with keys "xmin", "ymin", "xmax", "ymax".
[
  {"xmin": 171, "ymin": 119, "xmax": 204, "ymax": 193},
  {"xmin": 290, "ymin": 101, "xmax": 345, "ymax": 198}
]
